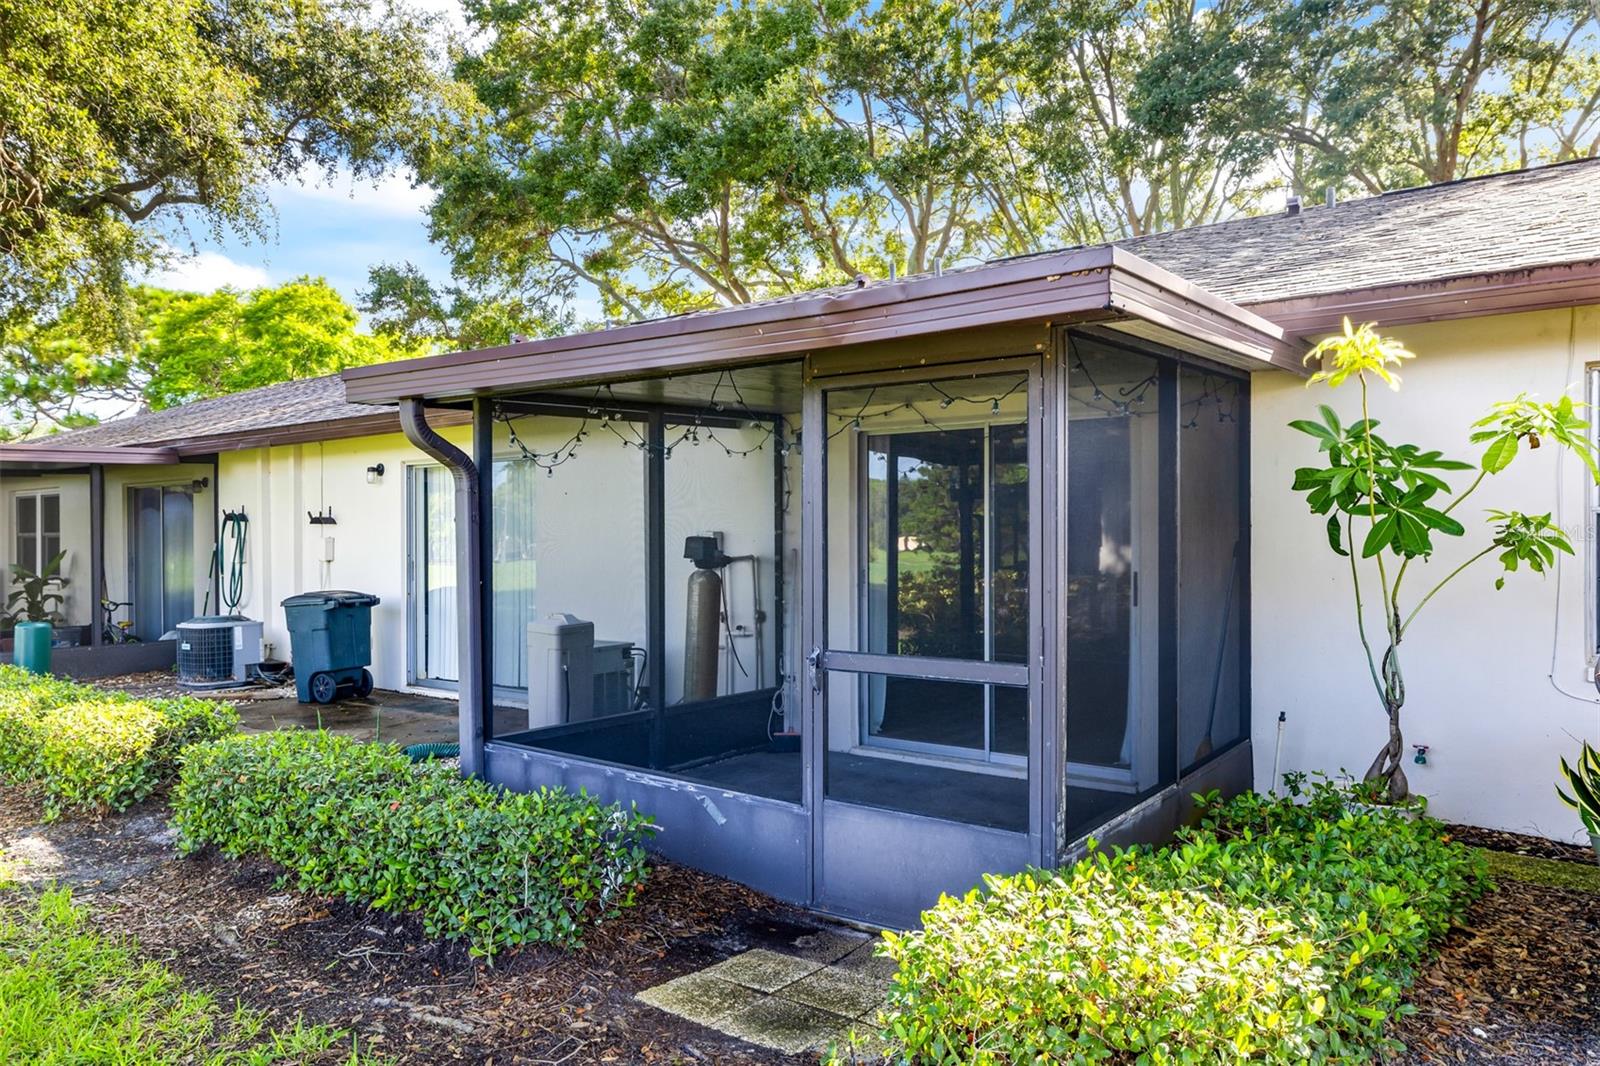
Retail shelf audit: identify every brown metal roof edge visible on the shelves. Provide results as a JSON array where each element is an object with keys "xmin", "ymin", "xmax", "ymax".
[
  {"xmin": 167, "ymin": 409, "xmax": 473, "ymax": 457},
  {"xmin": 343, "ymin": 246, "xmax": 1303, "ymax": 402},
  {"xmin": 1246, "ymin": 258, "xmax": 1600, "ymax": 337},
  {"xmin": 342, "ymin": 245, "xmax": 1122, "ymax": 393},
  {"xmin": 0, "ymin": 444, "xmax": 182, "ymax": 467}
]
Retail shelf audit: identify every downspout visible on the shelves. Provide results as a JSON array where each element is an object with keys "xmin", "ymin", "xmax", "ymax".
[
  {"xmin": 211, "ymin": 454, "xmax": 221, "ymax": 614},
  {"xmin": 399, "ymin": 399, "xmax": 486, "ymax": 778}
]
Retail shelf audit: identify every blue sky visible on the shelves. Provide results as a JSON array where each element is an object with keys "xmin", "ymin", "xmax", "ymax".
[
  {"xmin": 148, "ymin": 170, "xmax": 452, "ymax": 309},
  {"xmin": 149, "ymin": 0, "xmax": 466, "ymax": 310}
]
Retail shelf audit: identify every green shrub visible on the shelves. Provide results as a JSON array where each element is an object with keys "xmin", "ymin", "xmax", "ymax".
[
  {"xmin": 883, "ymin": 865, "xmax": 1329, "ymax": 1063},
  {"xmin": 874, "ymin": 777, "xmax": 1489, "ymax": 1064},
  {"xmin": 0, "ymin": 665, "xmax": 237, "ymax": 818},
  {"xmin": 171, "ymin": 730, "xmax": 654, "ymax": 957}
]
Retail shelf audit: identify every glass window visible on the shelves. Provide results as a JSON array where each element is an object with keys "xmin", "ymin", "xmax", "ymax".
[
  {"xmin": 13, "ymin": 492, "xmax": 61, "ymax": 576},
  {"xmin": 14, "ymin": 494, "xmax": 38, "ymax": 573},
  {"xmin": 40, "ymin": 494, "xmax": 60, "ymax": 565}
]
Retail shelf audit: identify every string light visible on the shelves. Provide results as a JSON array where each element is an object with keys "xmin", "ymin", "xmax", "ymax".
[
  {"xmin": 496, "ymin": 372, "xmax": 787, "ymax": 471},
  {"xmin": 1068, "ymin": 338, "xmax": 1240, "ymax": 427}
]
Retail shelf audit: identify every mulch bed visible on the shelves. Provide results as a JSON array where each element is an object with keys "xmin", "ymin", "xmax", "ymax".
[
  {"xmin": 1387, "ymin": 875, "xmax": 1600, "ymax": 1064},
  {"xmin": 86, "ymin": 670, "xmax": 188, "ymax": 699},
  {"xmin": 1444, "ymin": 822, "xmax": 1595, "ymax": 865},
  {"xmin": 7, "ymin": 789, "xmax": 1600, "ymax": 1064},
  {"xmin": 0, "ymin": 790, "xmax": 825, "ymax": 1064}
]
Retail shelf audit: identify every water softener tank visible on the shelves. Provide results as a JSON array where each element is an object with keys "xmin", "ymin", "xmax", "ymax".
[
  {"xmin": 683, "ymin": 568, "xmax": 722, "ymax": 702},
  {"xmin": 682, "ymin": 534, "xmax": 732, "ymax": 703}
]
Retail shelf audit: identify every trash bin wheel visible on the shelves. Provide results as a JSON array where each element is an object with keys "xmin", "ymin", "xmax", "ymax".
[
  {"xmin": 309, "ymin": 672, "xmax": 339, "ymax": 704},
  {"xmin": 353, "ymin": 668, "xmax": 374, "ymax": 699}
]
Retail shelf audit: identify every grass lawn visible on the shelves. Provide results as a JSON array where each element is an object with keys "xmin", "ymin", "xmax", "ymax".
[{"xmin": 0, "ymin": 886, "xmax": 381, "ymax": 1065}]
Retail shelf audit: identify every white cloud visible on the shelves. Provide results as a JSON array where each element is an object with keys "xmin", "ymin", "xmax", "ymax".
[
  {"xmin": 146, "ymin": 251, "xmax": 272, "ymax": 293},
  {"xmin": 274, "ymin": 168, "xmax": 436, "ymax": 220}
]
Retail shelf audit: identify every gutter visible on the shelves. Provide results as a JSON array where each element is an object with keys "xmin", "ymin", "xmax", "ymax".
[{"xmin": 398, "ymin": 399, "xmax": 485, "ymax": 777}]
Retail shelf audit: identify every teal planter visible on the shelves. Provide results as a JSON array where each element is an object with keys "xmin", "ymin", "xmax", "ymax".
[{"xmin": 13, "ymin": 621, "xmax": 53, "ymax": 674}]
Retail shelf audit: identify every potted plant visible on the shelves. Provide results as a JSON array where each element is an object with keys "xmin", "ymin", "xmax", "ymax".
[
  {"xmin": 1290, "ymin": 320, "xmax": 1599, "ymax": 803},
  {"xmin": 1557, "ymin": 742, "xmax": 1600, "ymax": 863},
  {"xmin": 4, "ymin": 551, "xmax": 69, "ymax": 669}
]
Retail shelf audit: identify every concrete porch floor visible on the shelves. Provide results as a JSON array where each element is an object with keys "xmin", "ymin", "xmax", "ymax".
[{"xmin": 234, "ymin": 689, "xmax": 460, "ymax": 747}]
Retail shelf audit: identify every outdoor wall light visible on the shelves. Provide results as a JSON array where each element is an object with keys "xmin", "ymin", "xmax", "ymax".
[{"xmin": 366, "ymin": 463, "xmax": 385, "ymax": 484}]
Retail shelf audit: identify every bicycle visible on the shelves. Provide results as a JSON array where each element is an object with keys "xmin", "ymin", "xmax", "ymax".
[{"xmin": 100, "ymin": 598, "xmax": 141, "ymax": 644}]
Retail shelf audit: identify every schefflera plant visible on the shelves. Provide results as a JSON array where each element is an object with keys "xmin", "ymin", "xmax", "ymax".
[{"xmin": 1291, "ymin": 319, "xmax": 1598, "ymax": 802}]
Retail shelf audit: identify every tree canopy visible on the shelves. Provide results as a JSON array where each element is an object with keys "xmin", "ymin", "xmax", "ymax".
[
  {"xmin": 391, "ymin": 0, "xmax": 1598, "ymax": 328},
  {"xmin": 0, "ymin": 278, "xmax": 421, "ymax": 439},
  {"xmin": 0, "ymin": 0, "xmax": 442, "ymax": 344}
]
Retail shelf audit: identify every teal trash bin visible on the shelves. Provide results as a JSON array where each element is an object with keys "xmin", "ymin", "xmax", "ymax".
[
  {"xmin": 280, "ymin": 591, "xmax": 380, "ymax": 704},
  {"xmin": 12, "ymin": 621, "xmax": 53, "ymax": 675}
]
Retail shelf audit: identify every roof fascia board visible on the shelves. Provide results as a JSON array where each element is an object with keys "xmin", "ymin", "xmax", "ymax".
[
  {"xmin": 344, "ymin": 246, "xmax": 1301, "ymax": 402},
  {"xmin": 0, "ymin": 444, "xmax": 181, "ymax": 466},
  {"xmin": 1247, "ymin": 259, "xmax": 1600, "ymax": 338},
  {"xmin": 166, "ymin": 409, "xmax": 473, "ymax": 457},
  {"xmin": 343, "ymin": 245, "xmax": 1120, "ymax": 395},
  {"xmin": 1107, "ymin": 247, "xmax": 1305, "ymax": 373}
]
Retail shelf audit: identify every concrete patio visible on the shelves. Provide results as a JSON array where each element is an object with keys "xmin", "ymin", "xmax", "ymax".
[{"xmin": 87, "ymin": 671, "xmax": 461, "ymax": 748}]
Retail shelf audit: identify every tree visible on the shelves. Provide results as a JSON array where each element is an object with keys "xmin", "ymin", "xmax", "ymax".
[
  {"xmin": 359, "ymin": 263, "xmax": 569, "ymax": 353},
  {"xmin": 0, "ymin": 0, "xmax": 442, "ymax": 342},
  {"xmin": 1289, "ymin": 320, "xmax": 1598, "ymax": 802},
  {"xmin": 0, "ymin": 278, "xmax": 421, "ymax": 438},
  {"xmin": 1016, "ymin": 0, "xmax": 1286, "ymax": 239},
  {"xmin": 1270, "ymin": 0, "xmax": 1598, "ymax": 197}
]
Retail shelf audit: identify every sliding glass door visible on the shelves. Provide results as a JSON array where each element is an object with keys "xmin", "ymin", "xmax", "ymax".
[
  {"xmin": 128, "ymin": 486, "xmax": 194, "ymax": 641},
  {"xmin": 409, "ymin": 461, "xmax": 538, "ymax": 697}
]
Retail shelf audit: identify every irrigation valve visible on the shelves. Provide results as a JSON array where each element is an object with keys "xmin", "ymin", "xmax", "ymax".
[{"xmin": 1412, "ymin": 744, "xmax": 1430, "ymax": 766}]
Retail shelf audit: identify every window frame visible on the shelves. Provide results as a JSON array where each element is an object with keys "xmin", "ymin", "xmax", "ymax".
[
  {"xmin": 13, "ymin": 490, "xmax": 62, "ymax": 575},
  {"xmin": 1588, "ymin": 366, "xmax": 1600, "ymax": 667}
]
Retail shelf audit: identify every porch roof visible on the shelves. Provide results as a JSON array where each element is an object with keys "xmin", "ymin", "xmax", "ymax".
[
  {"xmin": 0, "ymin": 443, "xmax": 181, "ymax": 473},
  {"xmin": 342, "ymin": 246, "xmax": 1300, "ymax": 404},
  {"xmin": 3, "ymin": 375, "xmax": 471, "ymax": 460}
]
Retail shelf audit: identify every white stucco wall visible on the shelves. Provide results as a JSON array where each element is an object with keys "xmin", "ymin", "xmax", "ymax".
[
  {"xmin": 1251, "ymin": 305, "xmax": 1600, "ymax": 841},
  {"xmin": 0, "ymin": 464, "xmax": 214, "ymax": 632},
  {"xmin": 217, "ymin": 428, "xmax": 470, "ymax": 691}
]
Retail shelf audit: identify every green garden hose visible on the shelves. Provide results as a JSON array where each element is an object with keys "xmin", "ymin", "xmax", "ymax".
[
  {"xmin": 218, "ymin": 510, "xmax": 248, "ymax": 613},
  {"xmin": 404, "ymin": 742, "xmax": 461, "ymax": 761}
]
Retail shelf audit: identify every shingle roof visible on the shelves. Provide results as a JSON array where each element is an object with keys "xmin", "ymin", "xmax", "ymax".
[
  {"xmin": 1118, "ymin": 157, "xmax": 1600, "ymax": 305},
  {"xmin": 14, "ymin": 159, "xmax": 1600, "ymax": 453},
  {"xmin": 649, "ymin": 157, "xmax": 1600, "ymax": 319},
  {"xmin": 13, "ymin": 375, "xmax": 392, "ymax": 451}
]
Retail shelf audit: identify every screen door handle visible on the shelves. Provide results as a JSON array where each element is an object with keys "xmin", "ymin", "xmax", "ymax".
[{"xmin": 806, "ymin": 646, "xmax": 824, "ymax": 693}]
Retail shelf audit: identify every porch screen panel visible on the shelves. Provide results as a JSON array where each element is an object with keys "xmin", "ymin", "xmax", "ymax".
[
  {"xmin": 493, "ymin": 411, "xmax": 647, "ymax": 740},
  {"xmin": 1064, "ymin": 340, "xmax": 1172, "ymax": 841},
  {"xmin": 655, "ymin": 416, "xmax": 794, "ymax": 800},
  {"xmin": 821, "ymin": 371, "xmax": 1032, "ymax": 830},
  {"xmin": 1177, "ymin": 368, "xmax": 1247, "ymax": 771},
  {"xmin": 490, "ymin": 459, "xmax": 536, "ymax": 691}
]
